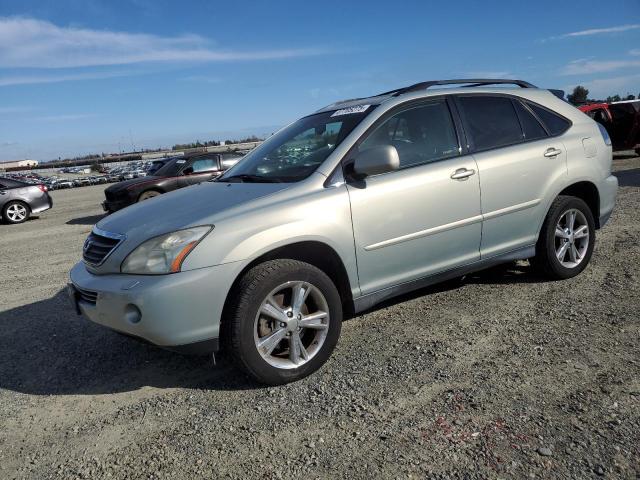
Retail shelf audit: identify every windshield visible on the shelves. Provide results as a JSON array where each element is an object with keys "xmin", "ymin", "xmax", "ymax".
[
  {"xmin": 153, "ymin": 157, "xmax": 186, "ymax": 177},
  {"xmin": 219, "ymin": 107, "xmax": 373, "ymax": 182}
]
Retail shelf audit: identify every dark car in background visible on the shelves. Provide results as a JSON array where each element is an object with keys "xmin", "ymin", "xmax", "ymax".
[
  {"xmin": 0, "ymin": 177, "xmax": 53, "ymax": 224},
  {"xmin": 579, "ymin": 100, "xmax": 640, "ymax": 154},
  {"xmin": 102, "ymin": 152, "xmax": 243, "ymax": 212}
]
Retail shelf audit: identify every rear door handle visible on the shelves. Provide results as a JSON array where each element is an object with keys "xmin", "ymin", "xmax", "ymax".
[
  {"xmin": 544, "ymin": 147, "xmax": 562, "ymax": 158},
  {"xmin": 450, "ymin": 168, "xmax": 476, "ymax": 180}
]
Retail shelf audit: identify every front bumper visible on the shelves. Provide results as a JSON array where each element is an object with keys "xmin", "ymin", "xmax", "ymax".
[
  {"xmin": 598, "ymin": 174, "xmax": 618, "ymax": 228},
  {"xmin": 69, "ymin": 261, "xmax": 242, "ymax": 353},
  {"xmin": 102, "ymin": 198, "xmax": 131, "ymax": 213}
]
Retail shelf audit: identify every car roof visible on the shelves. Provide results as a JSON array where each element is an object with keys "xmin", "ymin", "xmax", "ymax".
[{"xmin": 315, "ymin": 78, "xmax": 545, "ymax": 113}]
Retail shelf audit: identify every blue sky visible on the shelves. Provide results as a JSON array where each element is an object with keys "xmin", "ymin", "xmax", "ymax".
[{"xmin": 0, "ymin": 0, "xmax": 639, "ymax": 161}]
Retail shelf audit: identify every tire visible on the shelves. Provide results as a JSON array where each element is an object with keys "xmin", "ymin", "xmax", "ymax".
[
  {"xmin": 2, "ymin": 201, "xmax": 30, "ymax": 224},
  {"xmin": 533, "ymin": 195, "xmax": 595, "ymax": 280},
  {"xmin": 223, "ymin": 259, "xmax": 342, "ymax": 385},
  {"xmin": 138, "ymin": 190, "xmax": 161, "ymax": 202}
]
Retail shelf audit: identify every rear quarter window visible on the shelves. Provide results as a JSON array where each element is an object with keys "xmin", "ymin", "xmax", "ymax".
[
  {"xmin": 527, "ymin": 103, "xmax": 571, "ymax": 136},
  {"xmin": 514, "ymin": 101, "xmax": 548, "ymax": 141}
]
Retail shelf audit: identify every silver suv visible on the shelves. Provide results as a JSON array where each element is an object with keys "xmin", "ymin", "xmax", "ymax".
[{"xmin": 69, "ymin": 79, "xmax": 618, "ymax": 384}]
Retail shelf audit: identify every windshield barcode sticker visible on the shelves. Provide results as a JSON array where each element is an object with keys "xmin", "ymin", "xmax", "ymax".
[{"xmin": 331, "ymin": 104, "xmax": 370, "ymax": 117}]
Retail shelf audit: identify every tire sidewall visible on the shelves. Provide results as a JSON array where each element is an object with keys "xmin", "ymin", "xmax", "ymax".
[
  {"xmin": 234, "ymin": 261, "xmax": 342, "ymax": 385},
  {"xmin": 543, "ymin": 197, "xmax": 595, "ymax": 279}
]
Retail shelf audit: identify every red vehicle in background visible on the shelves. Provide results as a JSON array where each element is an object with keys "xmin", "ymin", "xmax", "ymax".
[{"xmin": 579, "ymin": 100, "xmax": 640, "ymax": 155}]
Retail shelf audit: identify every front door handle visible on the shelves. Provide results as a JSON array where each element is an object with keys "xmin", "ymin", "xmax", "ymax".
[
  {"xmin": 450, "ymin": 168, "xmax": 476, "ymax": 180},
  {"xmin": 544, "ymin": 147, "xmax": 562, "ymax": 158}
]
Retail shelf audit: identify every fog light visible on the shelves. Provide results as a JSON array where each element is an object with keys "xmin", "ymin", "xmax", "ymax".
[{"xmin": 124, "ymin": 304, "xmax": 142, "ymax": 324}]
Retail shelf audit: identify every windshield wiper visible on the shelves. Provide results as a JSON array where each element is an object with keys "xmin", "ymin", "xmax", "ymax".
[{"xmin": 218, "ymin": 174, "xmax": 281, "ymax": 183}]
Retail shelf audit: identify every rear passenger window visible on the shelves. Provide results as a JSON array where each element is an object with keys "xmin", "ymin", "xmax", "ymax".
[
  {"xmin": 527, "ymin": 103, "xmax": 571, "ymax": 136},
  {"xmin": 458, "ymin": 96, "xmax": 522, "ymax": 151},
  {"xmin": 359, "ymin": 100, "xmax": 459, "ymax": 169},
  {"xmin": 514, "ymin": 101, "xmax": 547, "ymax": 141}
]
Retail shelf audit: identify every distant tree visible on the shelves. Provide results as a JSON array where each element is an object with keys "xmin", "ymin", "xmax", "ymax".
[
  {"xmin": 568, "ymin": 85, "xmax": 589, "ymax": 105},
  {"xmin": 625, "ymin": 94, "xmax": 636, "ymax": 100},
  {"xmin": 611, "ymin": 94, "xmax": 622, "ymax": 102}
]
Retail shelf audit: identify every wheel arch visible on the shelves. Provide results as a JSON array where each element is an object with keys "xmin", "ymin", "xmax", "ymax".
[
  {"xmin": 222, "ymin": 241, "xmax": 356, "ymax": 324},
  {"xmin": 557, "ymin": 181, "xmax": 600, "ymax": 228}
]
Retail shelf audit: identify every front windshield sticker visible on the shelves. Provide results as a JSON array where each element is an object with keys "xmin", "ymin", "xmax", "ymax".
[
  {"xmin": 331, "ymin": 104, "xmax": 370, "ymax": 117},
  {"xmin": 176, "ymin": 159, "xmax": 187, "ymax": 164}
]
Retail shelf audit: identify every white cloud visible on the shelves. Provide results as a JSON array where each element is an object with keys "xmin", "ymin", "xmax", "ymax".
[
  {"xmin": 562, "ymin": 24, "xmax": 640, "ymax": 37},
  {"xmin": 561, "ymin": 58, "xmax": 640, "ymax": 75},
  {"xmin": 0, "ymin": 70, "xmax": 134, "ymax": 87},
  {"xmin": 630, "ymin": 49, "xmax": 640, "ymax": 56},
  {"xmin": 543, "ymin": 24, "xmax": 640, "ymax": 42},
  {"xmin": 0, "ymin": 17, "xmax": 327, "ymax": 69},
  {"xmin": 34, "ymin": 113, "xmax": 98, "ymax": 122}
]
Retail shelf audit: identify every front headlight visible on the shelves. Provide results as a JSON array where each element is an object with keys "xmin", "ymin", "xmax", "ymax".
[{"xmin": 121, "ymin": 226, "xmax": 212, "ymax": 274}]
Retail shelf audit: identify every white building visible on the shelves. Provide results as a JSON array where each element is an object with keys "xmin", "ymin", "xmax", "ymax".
[{"xmin": 0, "ymin": 159, "xmax": 38, "ymax": 171}]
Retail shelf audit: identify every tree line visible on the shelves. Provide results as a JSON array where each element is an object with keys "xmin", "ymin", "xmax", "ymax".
[
  {"xmin": 567, "ymin": 86, "xmax": 638, "ymax": 106},
  {"xmin": 171, "ymin": 135, "xmax": 264, "ymax": 151}
]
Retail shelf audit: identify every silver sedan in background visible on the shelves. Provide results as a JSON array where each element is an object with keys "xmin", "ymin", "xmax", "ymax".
[{"xmin": 0, "ymin": 177, "xmax": 53, "ymax": 224}]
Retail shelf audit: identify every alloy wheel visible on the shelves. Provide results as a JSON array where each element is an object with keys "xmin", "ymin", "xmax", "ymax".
[
  {"xmin": 254, "ymin": 281, "xmax": 330, "ymax": 369},
  {"xmin": 6, "ymin": 204, "xmax": 27, "ymax": 222},
  {"xmin": 554, "ymin": 208, "xmax": 589, "ymax": 268}
]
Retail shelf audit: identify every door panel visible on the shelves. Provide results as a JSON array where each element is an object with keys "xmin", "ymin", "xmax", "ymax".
[
  {"xmin": 347, "ymin": 155, "xmax": 482, "ymax": 294},
  {"xmin": 474, "ymin": 140, "xmax": 567, "ymax": 257}
]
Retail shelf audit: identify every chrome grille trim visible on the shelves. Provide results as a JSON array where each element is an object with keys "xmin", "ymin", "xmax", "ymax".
[{"xmin": 82, "ymin": 227, "xmax": 126, "ymax": 267}]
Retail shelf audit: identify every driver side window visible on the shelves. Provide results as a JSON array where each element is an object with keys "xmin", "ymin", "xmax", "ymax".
[
  {"xmin": 190, "ymin": 157, "xmax": 218, "ymax": 173},
  {"xmin": 360, "ymin": 100, "xmax": 460, "ymax": 169}
]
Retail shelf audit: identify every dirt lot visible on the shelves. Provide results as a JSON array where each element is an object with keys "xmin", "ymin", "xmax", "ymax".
[{"xmin": 1, "ymin": 155, "xmax": 639, "ymax": 479}]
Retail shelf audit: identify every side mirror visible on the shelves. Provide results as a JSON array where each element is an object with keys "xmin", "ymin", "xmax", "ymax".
[
  {"xmin": 182, "ymin": 166, "xmax": 194, "ymax": 175},
  {"xmin": 352, "ymin": 145, "xmax": 400, "ymax": 179}
]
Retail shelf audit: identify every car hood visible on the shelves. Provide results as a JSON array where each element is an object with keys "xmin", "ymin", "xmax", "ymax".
[
  {"xmin": 96, "ymin": 181, "xmax": 289, "ymax": 242},
  {"xmin": 105, "ymin": 176, "xmax": 165, "ymax": 193}
]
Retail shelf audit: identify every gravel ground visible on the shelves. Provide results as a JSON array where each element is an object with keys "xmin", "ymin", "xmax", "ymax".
[{"xmin": 1, "ymin": 154, "xmax": 639, "ymax": 479}]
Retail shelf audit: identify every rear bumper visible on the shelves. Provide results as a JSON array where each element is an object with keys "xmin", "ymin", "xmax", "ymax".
[
  {"xmin": 31, "ymin": 194, "xmax": 52, "ymax": 214},
  {"xmin": 598, "ymin": 174, "xmax": 618, "ymax": 228},
  {"xmin": 69, "ymin": 261, "xmax": 241, "ymax": 353}
]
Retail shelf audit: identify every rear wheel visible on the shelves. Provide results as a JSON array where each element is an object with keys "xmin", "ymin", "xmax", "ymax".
[
  {"xmin": 3, "ymin": 201, "xmax": 30, "ymax": 224},
  {"xmin": 224, "ymin": 259, "xmax": 342, "ymax": 385},
  {"xmin": 138, "ymin": 190, "xmax": 161, "ymax": 202},
  {"xmin": 533, "ymin": 195, "xmax": 595, "ymax": 279}
]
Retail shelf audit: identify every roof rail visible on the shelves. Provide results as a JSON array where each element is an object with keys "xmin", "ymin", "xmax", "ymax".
[{"xmin": 378, "ymin": 78, "xmax": 538, "ymax": 97}]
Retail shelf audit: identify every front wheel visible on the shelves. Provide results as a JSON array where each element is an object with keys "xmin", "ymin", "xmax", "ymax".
[
  {"xmin": 533, "ymin": 195, "xmax": 595, "ymax": 279},
  {"xmin": 224, "ymin": 259, "xmax": 342, "ymax": 385},
  {"xmin": 3, "ymin": 201, "xmax": 30, "ymax": 224}
]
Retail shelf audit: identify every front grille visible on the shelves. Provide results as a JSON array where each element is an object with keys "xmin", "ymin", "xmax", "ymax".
[
  {"xmin": 82, "ymin": 230, "xmax": 123, "ymax": 266},
  {"xmin": 76, "ymin": 287, "xmax": 98, "ymax": 305}
]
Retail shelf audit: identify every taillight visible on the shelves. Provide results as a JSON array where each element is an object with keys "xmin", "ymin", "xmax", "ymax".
[{"xmin": 37, "ymin": 184, "xmax": 47, "ymax": 192}]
